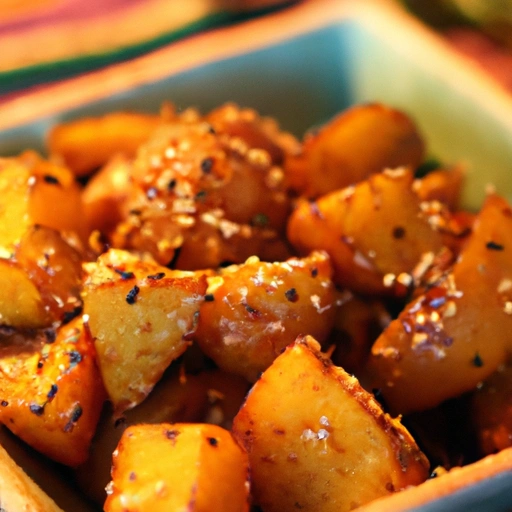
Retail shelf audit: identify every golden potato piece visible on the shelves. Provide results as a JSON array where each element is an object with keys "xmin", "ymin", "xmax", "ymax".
[
  {"xmin": 48, "ymin": 112, "xmax": 161, "ymax": 177},
  {"xmin": 110, "ymin": 118, "xmax": 291, "ymax": 268},
  {"xmin": 75, "ymin": 368, "xmax": 248, "ymax": 505},
  {"xmin": 413, "ymin": 165, "xmax": 466, "ymax": 210},
  {"xmin": 0, "ymin": 318, "xmax": 105, "ymax": 467},
  {"xmin": 194, "ymin": 251, "xmax": 337, "ymax": 381},
  {"xmin": 369, "ymin": 194, "xmax": 512, "ymax": 414},
  {"xmin": 105, "ymin": 423, "xmax": 250, "ymax": 512},
  {"xmin": 0, "ymin": 258, "xmax": 49, "ymax": 328},
  {"xmin": 83, "ymin": 249, "xmax": 207, "ymax": 413},
  {"xmin": 0, "ymin": 442, "xmax": 63, "ymax": 512},
  {"xmin": 285, "ymin": 103, "xmax": 424, "ymax": 198},
  {"xmin": 82, "ymin": 155, "xmax": 132, "ymax": 235},
  {"xmin": 232, "ymin": 336, "xmax": 429, "ymax": 512},
  {"xmin": 287, "ymin": 168, "xmax": 444, "ymax": 295},
  {"xmin": 0, "ymin": 226, "xmax": 83, "ymax": 328},
  {"xmin": 0, "ymin": 152, "xmax": 85, "ymax": 249}
]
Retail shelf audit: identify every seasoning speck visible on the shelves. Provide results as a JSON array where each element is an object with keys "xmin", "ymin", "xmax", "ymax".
[
  {"xmin": 147, "ymin": 272, "xmax": 165, "ymax": 280},
  {"xmin": 29, "ymin": 404, "xmax": 45, "ymax": 416},
  {"xmin": 201, "ymin": 157, "xmax": 214, "ymax": 174},
  {"xmin": 126, "ymin": 285, "xmax": 140, "ymax": 304},
  {"xmin": 43, "ymin": 175, "xmax": 60, "ymax": 185},
  {"xmin": 486, "ymin": 241, "xmax": 504, "ymax": 251},
  {"xmin": 204, "ymin": 294, "xmax": 215, "ymax": 302},
  {"xmin": 392, "ymin": 226, "xmax": 406, "ymax": 239},
  {"xmin": 285, "ymin": 288, "xmax": 299, "ymax": 302},
  {"xmin": 47, "ymin": 384, "xmax": 58, "ymax": 400},
  {"xmin": 114, "ymin": 269, "xmax": 135, "ymax": 280},
  {"xmin": 1, "ymin": 401, "xmax": 8, "ymax": 407},
  {"xmin": 473, "ymin": 352, "xmax": 484, "ymax": 368},
  {"xmin": 207, "ymin": 437, "xmax": 218, "ymax": 447}
]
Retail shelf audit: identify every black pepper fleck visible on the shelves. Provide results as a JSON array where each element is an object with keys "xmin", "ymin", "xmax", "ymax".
[
  {"xmin": 244, "ymin": 303, "xmax": 261, "ymax": 318},
  {"xmin": 285, "ymin": 288, "xmax": 299, "ymax": 302},
  {"xmin": 204, "ymin": 294, "xmax": 215, "ymax": 302},
  {"xmin": 486, "ymin": 241, "xmax": 504, "ymax": 251},
  {"xmin": 392, "ymin": 226, "xmax": 406, "ymax": 239},
  {"xmin": 43, "ymin": 175, "xmax": 60, "ymax": 185},
  {"xmin": 165, "ymin": 429, "xmax": 179, "ymax": 442},
  {"xmin": 147, "ymin": 272, "xmax": 166, "ymax": 280},
  {"xmin": 168, "ymin": 179, "xmax": 177, "ymax": 190},
  {"xmin": 71, "ymin": 405, "xmax": 83, "ymax": 422},
  {"xmin": 201, "ymin": 157, "xmax": 214, "ymax": 174},
  {"xmin": 126, "ymin": 285, "xmax": 140, "ymax": 305},
  {"xmin": 114, "ymin": 269, "xmax": 135, "ymax": 280},
  {"xmin": 47, "ymin": 384, "xmax": 58, "ymax": 400},
  {"xmin": 69, "ymin": 350, "xmax": 82, "ymax": 366},
  {"xmin": 207, "ymin": 437, "xmax": 218, "ymax": 447},
  {"xmin": 473, "ymin": 352, "xmax": 484, "ymax": 367},
  {"xmin": 1, "ymin": 401, "xmax": 8, "ymax": 407},
  {"xmin": 29, "ymin": 404, "xmax": 45, "ymax": 416},
  {"xmin": 310, "ymin": 267, "xmax": 318, "ymax": 278}
]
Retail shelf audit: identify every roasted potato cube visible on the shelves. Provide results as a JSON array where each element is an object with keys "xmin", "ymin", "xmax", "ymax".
[
  {"xmin": 75, "ymin": 367, "xmax": 249, "ymax": 505},
  {"xmin": 369, "ymin": 194, "xmax": 512, "ymax": 414},
  {"xmin": 109, "ymin": 117, "xmax": 292, "ymax": 268},
  {"xmin": 413, "ymin": 165, "xmax": 465, "ymax": 210},
  {"xmin": 206, "ymin": 102, "xmax": 301, "ymax": 166},
  {"xmin": 0, "ymin": 152, "xmax": 86, "ymax": 249},
  {"xmin": 194, "ymin": 251, "xmax": 337, "ymax": 381},
  {"xmin": 0, "ymin": 226, "xmax": 83, "ymax": 328},
  {"xmin": 0, "ymin": 443, "xmax": 64, "ymax": 512},
  {"xmin": 285, "ymin": 103, "xmax": 424, "ymax": 198},
  {"xmin": 0, "ymin": 258, "xmax": 50, "ymax": 328},
  {"xmin": 287, "ymin": 168, "xmax": 445, "ymax": 295},
  {"xmin": 78, "ymin": 367, "xmax": 248, "ymax": 504},
  {"xmin": 105, "ymin": 423, "xmax": 250, "ymax": 512},
  {"xmin": 0, "ymin": 318, "xmax": 105, "ymax": 466},
  {"xmin": 232, "ymin": 336, "xmax": 429, "ymax": 512},
  {"xmin": 82, "ymin": 155, "xmax": 132, "ymax": 235},
  {"xmin": 83, "ymin": 249, "xmax": 207, "ymax": 413},
  {"xmin": 48, "ymin": 112, "xmax": 161, "ymax": 177}
]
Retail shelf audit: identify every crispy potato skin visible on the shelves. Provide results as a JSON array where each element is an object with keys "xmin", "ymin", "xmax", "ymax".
[
  {"xmin": 48, "ymin": 112, "xmax": 162, "ymax": 177},
  {"xmin": 83, "ymin": 249, "xmax": 207, "ymax": 413},
  {"xmin": 0, "ymin": 152, "xmax": 86, "ymax": 248},
  {"xmin": 105, "ymin": 423, "xmax": 250, "ymax": 512},
  {"xmin": 194, "ymin": 251, "xmax": 336, "ymax": 381},
  {"xmin": 288, "ymin": 169, "xmax": 444, "ymax": 295},
  {"xmin": 0, "ymin": 318, "xmax": 105, "ymax": 467},
  {"xmin": 232, "ymin": 336, "xmax": 429, "ymax": 512},
  {"xmin": 285, "ymin": 103, "xmax": 424, "ymax": 198},
  {"xmin": 369, "ymin": 195, "xmax": 512, "ymax": 414}
]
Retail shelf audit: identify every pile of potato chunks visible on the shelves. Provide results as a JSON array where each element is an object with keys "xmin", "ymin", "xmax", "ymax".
[{"xmin": 0, "ymin": 101, "xmax": 510, "ymax": 511}]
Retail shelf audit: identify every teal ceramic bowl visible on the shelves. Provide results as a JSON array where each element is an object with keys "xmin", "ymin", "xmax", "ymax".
[{"xmin": 0, "ymin": 1, "xmax": 511, "ymax": 510}]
